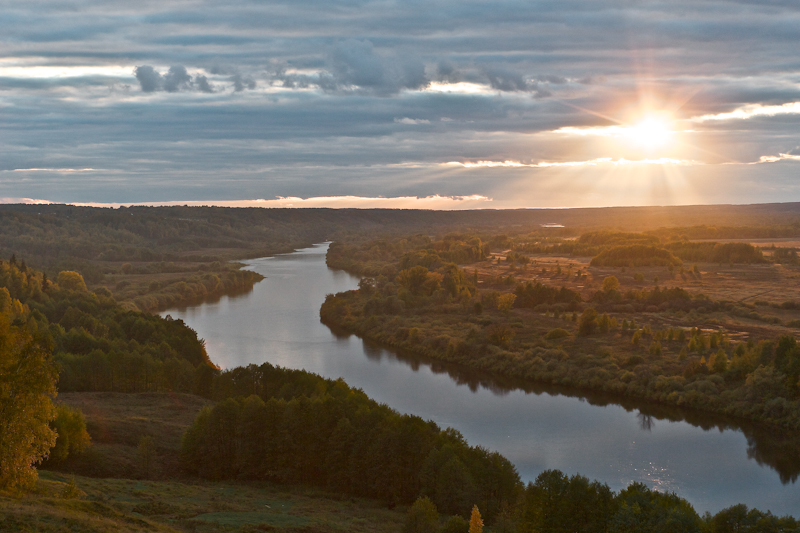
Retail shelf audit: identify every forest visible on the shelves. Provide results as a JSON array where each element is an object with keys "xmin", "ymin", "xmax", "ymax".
[
  {"xmin": 5, "ymin": 203, "xmax": 800, "ymax": 531},
  {"xmin": 0, "ymin": 257, "xmax": 215, "ymax": 396},
  {"xmin": 1, "ymin": 203, "xmax": 799, "ymax": 313}
]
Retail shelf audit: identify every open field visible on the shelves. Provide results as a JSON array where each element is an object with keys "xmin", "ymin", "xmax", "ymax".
[
  {"xmin": 475, "ymin": 250, "xmax": 800, "ymax": 337},
  {"xmin": 53, "ymin": 392, "xmax": 212, "ymax": 480},
  {"xmin": 0, "ymin": 472, "xmax": 405, "ymax": 533},
  {"xmin": 1, "ymin": 392, "xmax": 407, "ymax": 532}
]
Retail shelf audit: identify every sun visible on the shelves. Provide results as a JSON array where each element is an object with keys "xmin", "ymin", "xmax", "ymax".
[{"xmin": 626, "ymin": 114, "xmax": 675, "ymax": 150}]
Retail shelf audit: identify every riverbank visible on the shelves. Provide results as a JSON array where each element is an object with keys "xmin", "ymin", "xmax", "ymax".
[
  {"xmin": 320, "ymin": 289, "xmax": 800, "ymax": 433},
  {"xmin": 320, "ymin": 231, "xmax": 800, "ymax": 435},
  {"xmin": 161, "ymin": 242, "xmax": 800, "ymax": 516}
]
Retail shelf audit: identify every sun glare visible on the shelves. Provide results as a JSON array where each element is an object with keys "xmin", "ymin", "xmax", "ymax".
[{"xmin": 626, "ymin": 114, "xmax": 674, "ymax": 149}]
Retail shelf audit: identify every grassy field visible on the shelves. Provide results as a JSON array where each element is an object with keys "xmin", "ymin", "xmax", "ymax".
[
  {"xmin": 53, "ymin": 392, "xmax": 212, "ymax": 480},
  {"xmin": 0, "ymin": 473, "xmax": 406, "ymax": 532},
  {"xmin": 0, "ymin": 392, "xmax": 407, "ymax": 532}
]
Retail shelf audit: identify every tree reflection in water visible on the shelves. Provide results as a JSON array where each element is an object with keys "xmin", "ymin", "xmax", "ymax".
[
  {"xmin": 638, "ymin": 413, "xmax": 655, "ymax": 432},
  {"xmin": 346, "ymin": 332, "xmax": 800, "ymax": 485}
]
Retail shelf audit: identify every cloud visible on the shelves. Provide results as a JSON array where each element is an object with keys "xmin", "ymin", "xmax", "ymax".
[
  {"xmin": 329, "ymin": 39, "xmax": 386, "ymax": 89},
  {"xmin": 60, "ymin": 195, "xmax": 494, "ymax": 210},
  {"xmin": 134, "ymin": 65, "xmax": 245, "ymax": 93},
  {"xmin": 435, "ymin": 61, "xmax": 460, "ymax": 83},
  {"xmin": 554, "ymin": 126, "xmax": 631, "ymax": 137},
  {"xmin": 693, "ymin": 102, "xmax": 800, "ymax": 122},
  {"xmin": 2, "ymin": 168, "xmax": 98, "ymax": 173},
  {"xmin": 445, "ymin": 158, "xmax": 699, "ymax": 168},
  {"xmin": 758, "ymin": 153, "xmax": 800, "ymax": 163},
  {"xmin": 483, "ymin": 67, "xmax": 531, "ymax": 93},
  {"xmin": 276, "ymin": 39, "xmax": 429, "ymax": 95},
  {"xmin": 231, "ymin": 73, "xmax": 256, "ymax": 92},
  {"xmin": 394, "ymin": 117, "xmax": 430, "ymax": 125},
  {"xmin": 195, "ymin": 75, "xmax": 214, "ymax": 93},
  {"xmin": 6, "ymin": 0, "xmax": 800, "ymax": 211},
  {"xmin": 134, "ymin": 65, "xmax": 163, "ymax": 92},
  {"xmin": 163, "ymin": 65, "xmax": 193, "ymax": 92},
  {"xmin": 0, "ymin": 198, "xmax": 55, "ymax": 205}
]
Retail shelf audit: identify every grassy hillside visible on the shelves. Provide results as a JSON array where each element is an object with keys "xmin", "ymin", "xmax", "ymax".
[
  {"xmin": 1, "ymin": 391, "xmax": 406, "ymax": 533},
  {"xmin": 1, "ymin": 472, "xmax": 405, "ymax": 532}
]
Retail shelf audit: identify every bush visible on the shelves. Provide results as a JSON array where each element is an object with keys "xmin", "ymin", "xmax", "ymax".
[
  {"xmin": 545, "ymin": 328, "xmax": 570, "ymax": 340},
  {"xmin": 404, "ymin": 497, "xmax": 440, "ymax": 533},
  {"xmin": 45, "ymin": 404, "xmax": 91, "ymax": 465},
  {"xmin": 578, "ymin": 308, "xmax": 598, "ymax": 335},
  {"xmin": 440, "ymin": 515, "xmax": 469, "ymax": 533},
  {"xmin": 56, "ymin": 271, "xmax": 88, "ymax": 292}
]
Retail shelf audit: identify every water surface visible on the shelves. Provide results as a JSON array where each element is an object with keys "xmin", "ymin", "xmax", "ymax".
[{"xmin": 163, "ymin": 243, "xmax": 800, "ymax": 516}]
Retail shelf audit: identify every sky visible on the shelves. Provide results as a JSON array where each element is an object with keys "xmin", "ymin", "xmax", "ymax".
[{"xmin": 2, "ymin": 0, "xmax": 800, "ymax": 209}]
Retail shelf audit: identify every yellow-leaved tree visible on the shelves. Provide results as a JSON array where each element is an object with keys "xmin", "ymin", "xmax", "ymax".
[
  {"xmin": 0, "ymin": 288, "xmax": 57, "ymax": 490},
  {"xmin": 55, "ymin": 271, "xmax": 88, "ymax": 292},
  {"xmin": 469, "ymin": 504, "xmax": 483, "ymax": 533}
]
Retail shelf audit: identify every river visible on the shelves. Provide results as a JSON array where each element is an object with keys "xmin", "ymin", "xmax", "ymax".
[{"xmin": 162, "ymin": 243, "xmax": 799, "ymax": 517}]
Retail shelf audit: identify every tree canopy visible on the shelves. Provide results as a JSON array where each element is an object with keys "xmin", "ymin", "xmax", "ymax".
[{"xmin": 0, "ymin": 288, "xmax": 57, "ymax": 490}]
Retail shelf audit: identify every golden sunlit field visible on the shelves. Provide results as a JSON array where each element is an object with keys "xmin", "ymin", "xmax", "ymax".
[{"xmin": 475, "ymin": 245, "xmax": 800, "ymax": 338}]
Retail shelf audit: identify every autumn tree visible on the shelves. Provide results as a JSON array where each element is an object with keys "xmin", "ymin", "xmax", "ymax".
[
  {"xmin": 0, "ymin": 288, "xmax": 58, "ymax": 490},
  {"xmin": 497, "ymin": 293, "xmax": 517, "ymax": 315},
  {"xmin": 469, "ymin": 505, "xmax": 484, "ymax": 533},
  {"xmin": 45, "ymin": 404, "xmax": 91, "ymax": 465},
  {"xmin": 56, "ymin": 271, "xmax": 88, "ymax": 292},
  {"xmin": 602, "ymin": 276, "xmax": 620, "ymax": 292}
]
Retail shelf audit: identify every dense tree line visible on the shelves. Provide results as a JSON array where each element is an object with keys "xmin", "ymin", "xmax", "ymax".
[
  {"xmin": 647, "ymin": 224, "xmax": 800, "ymax": 241},
  {"xmin": 126, "ymin": 269, "xmax": 263, "ymax": 313},
  {"xmin": 516, "ymin": 232, "xmax": 662, "ymax": 258},
  {"xmin": 182, "ymin": 362, "xmax": 521, "ymax": 520},
  {"xmin": 590, "ymin": 245, "xmax": 684, "ymax": 267},
  {"xmin": 514, "ymin": 230, "xmax": 767, "ymax": 266},
  {"xmin": 327, "ymin": 234, "xmax": 491, "ymax": 278},
  {"xmin": 664, "ymin": 242, "xmax": 766, "ymax": 264},
  {"xmin": 514, "ymin": 282, "xmax": 582, "ymax": 309},
  {"xmin": 0, "ymin": 205, "xmax": 338, "ymax": 269},
  {"xmin": 0, "ymin": 257, "xmax": 214, "ymax": 395},
  {"xmin": 187, "ymin": 363, "xmax": 799, "ymax": 532}
]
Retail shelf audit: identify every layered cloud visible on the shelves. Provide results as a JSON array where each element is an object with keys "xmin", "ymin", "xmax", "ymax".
[
  {"xmin": 446, "ymin": 158, "xmax": 698, "ymax": 168},
  {"xmin": 1, "ymin": 195, "xmax": 493, "ymax": 210},
  {"xmin": 693, "ymin": 102, "xmax": 800, "ymax": 122},
  {"xmin": 2, "ymin": 0, "xmax": 800, "ymax": 207}
]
